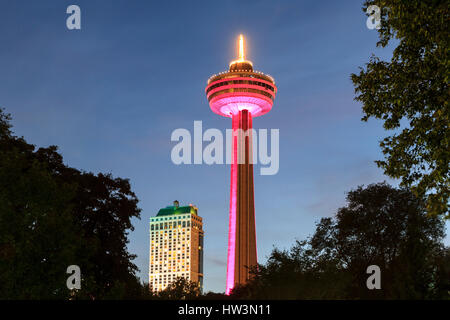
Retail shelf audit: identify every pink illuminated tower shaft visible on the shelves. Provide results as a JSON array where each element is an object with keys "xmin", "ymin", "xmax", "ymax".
[
  {"xmin": 226, "ymin": 110, "xmax": 257, "ymax": 294},
  {"xmin": 206, "ymin": 35, "xmax": 277, "ymax": 295}
]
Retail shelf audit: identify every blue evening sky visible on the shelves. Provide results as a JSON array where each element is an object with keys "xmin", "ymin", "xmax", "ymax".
[{"xmin": 1, "ymin": 0, "xmax": 448, "ymax": 292}]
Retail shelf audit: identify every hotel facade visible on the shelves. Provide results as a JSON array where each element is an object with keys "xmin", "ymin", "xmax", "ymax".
[{"xmin": 149, "ymin": 201, "xmax": 204, "ymax": 291}]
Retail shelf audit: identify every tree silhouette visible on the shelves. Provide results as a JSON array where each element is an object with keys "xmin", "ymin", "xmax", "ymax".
[
  {"xmin": 0, "ymin": 108, "xmax": 142, "ymax": 299},
  {"xmin": 232, "ymin": 183, "xmax": 448, "ymax": 299},
  {"xmin": 156, "ymin": 277, "xmax": 201, "ymax": 300},
  {"xmin": 0, "ymin": 138, "xmax": 79, "ymax": 298}
]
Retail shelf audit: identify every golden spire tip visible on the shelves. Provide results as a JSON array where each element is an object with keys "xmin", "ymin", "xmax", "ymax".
[{"xmin": 238, "ymin": 34, "xmax": 245, "ymax": 61}]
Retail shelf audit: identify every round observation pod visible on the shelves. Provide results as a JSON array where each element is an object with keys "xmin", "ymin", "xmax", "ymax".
[{"xmin": 205, "ymin": 35, "xmax": 277, "ymax": 118}]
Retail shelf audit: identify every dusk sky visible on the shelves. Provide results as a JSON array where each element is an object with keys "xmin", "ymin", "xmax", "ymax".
[{"xmin": 1, "ymin": 0, "xmax": 448, "ymax": 293}]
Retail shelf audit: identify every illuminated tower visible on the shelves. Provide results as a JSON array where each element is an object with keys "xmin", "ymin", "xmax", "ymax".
[{"xmin": 205, "ymin": 35, "xmax": 277, "ymax": 294}]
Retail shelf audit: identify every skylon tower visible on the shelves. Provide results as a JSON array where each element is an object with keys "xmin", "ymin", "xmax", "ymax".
[{"xmin": 205, "ymin": 35, "xmax": 277, "ymax": 294}]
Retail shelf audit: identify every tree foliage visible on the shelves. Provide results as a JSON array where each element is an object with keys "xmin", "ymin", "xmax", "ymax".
[
  {"xmin": 0, "ymin": 143, "xmax": 79, "ymax": 299},
  {"xmin": 232, "ymin": 183, "xmax": 448, "ymax": 299},
  {"xmin": 156, "ymin": 277, "xmax": 201, "ymax": 300},
  {"xmin": 0, "ymin": 108, "xmax": 143, "ymax": 299},
  {"xmin": 351, "ymin": 1, "xmax": 449, "ymax": 217}
]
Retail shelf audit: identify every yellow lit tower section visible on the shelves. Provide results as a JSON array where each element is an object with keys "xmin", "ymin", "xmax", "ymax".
[{"xmin": 149, "ymin": 201, "xmax": 204, "ymax": 292}]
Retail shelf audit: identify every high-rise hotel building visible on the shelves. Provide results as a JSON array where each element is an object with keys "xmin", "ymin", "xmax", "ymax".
[{"xmin": 149, "ymin": 201, "xmax": 204, "ymax": 291}]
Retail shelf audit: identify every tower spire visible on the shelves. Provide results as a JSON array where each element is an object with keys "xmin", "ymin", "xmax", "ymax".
[
  {"xmin": 238, "ymin": 34, "xmax": 245, "ymax": 61},
  {"xmin": 229, "ymin": 34, "xmax": 253, "ymax": 71}
]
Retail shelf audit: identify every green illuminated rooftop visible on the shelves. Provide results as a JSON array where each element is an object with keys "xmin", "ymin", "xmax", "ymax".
[{"xmin": 156, "ymin": 200, "xmax": 198, "ymax": 217}]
